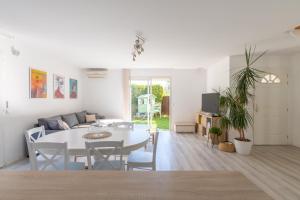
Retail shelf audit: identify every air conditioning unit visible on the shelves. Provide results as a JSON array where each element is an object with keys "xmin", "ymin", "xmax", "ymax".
[{"xmin": 86, "ymin": 68, "xmax": 108, "ymax": 78}]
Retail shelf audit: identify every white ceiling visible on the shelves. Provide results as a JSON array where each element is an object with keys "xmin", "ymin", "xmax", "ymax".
[{"xmin": 0, "ymin": 0, "xmax": 300, "ymax": 69}]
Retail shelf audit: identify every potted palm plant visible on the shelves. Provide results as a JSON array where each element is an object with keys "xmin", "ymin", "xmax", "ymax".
[{"xmin": 220, "ymin": 46, "xmax": 266, "ymax": 155}]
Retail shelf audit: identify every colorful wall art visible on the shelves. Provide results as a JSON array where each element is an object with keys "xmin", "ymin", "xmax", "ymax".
[
  {"xmin": 30, "ymin": 68, "xmax": 47, "ymax": 98},
  {"xmin": 53, "ymin": 74, "xmax": 65, "ymax": 98},
  {"xmin": 69, "ymin": 78, "xmax": 78, "ymax": 99}
]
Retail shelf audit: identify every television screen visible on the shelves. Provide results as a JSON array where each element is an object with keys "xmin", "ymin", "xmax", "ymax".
[{"xmin": 202, "ymin": 93, "xmax": 220, "ymax": 114}]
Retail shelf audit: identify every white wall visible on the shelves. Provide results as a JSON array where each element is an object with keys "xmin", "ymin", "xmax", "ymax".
[
  {"xmin": 206, "ymin": 57, "xmax": 230, "ymax": 92},
  {"xmin": 82, "ymin": 69, "xmax": 124, "ymax": 118},
  {"xmin": 0, "ymin": 38, "xmax": 83, "ymax": 166},
  {"xmin": 288, "ymin": 52, "xmax": 300, "ymax": 147},
  {"xmin": 130, "ymin": 69, "xmax": 207, "ymax": 130},
  {"xmin": 82, "ymin": 68, "xmax": 207, "ymax": 130}
]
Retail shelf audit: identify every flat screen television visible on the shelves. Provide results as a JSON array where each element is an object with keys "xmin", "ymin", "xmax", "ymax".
[{"xmin": 202, "ymin": 93, "xmax": 220, "ymax": 115}]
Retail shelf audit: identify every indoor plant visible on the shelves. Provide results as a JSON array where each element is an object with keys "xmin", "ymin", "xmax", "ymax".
[
  {"xmin": 208, "ymin": 127, "xmax": 222, "ymax": 147},
  {"xmin": 220, "ymin": 46, "xmax": 266, "ymax": 155}
]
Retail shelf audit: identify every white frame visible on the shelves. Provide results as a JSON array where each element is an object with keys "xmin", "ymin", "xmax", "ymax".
[
  {"xmin": 129, "ymin": 76, "xmax": 172, "ymax": 130},
  {"xmin": 53, "ymin": 74, "xmax": 65, "ymax": 99},
  {"xmin": 69, "ymin": 78, "xmax": 78, "ymax": 99},
  {"xmin": 29, "ymin": 67, "xmax": 48, "ymax": 99}
]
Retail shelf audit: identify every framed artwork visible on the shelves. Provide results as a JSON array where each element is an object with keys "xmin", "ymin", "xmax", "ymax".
[
  {"xmin": 53, "ymin": 74, "xmax": 65, "ymax": 98},
  {"xmin": 69, "ymin": 78, "xmax": 78, "ymax": 99},
  {"xmin": 30, "ymin": 68, "xmax": 47, "ymax": 98}
]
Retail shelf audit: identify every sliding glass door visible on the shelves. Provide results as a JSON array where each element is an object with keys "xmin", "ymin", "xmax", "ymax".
[{"xmin": 130, "ymin": 78, "xmax": 170, "ymax": 130}]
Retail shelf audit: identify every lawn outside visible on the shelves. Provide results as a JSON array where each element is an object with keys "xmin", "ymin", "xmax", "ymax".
[{"xmin": 133, "ymin": 116, "xmax": 169, "ymax": 130}]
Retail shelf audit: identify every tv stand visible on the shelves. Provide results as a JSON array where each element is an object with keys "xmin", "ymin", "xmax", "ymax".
[{"xmin": 195, "ymin": 111, "xmax": 226, "ymax": 143}]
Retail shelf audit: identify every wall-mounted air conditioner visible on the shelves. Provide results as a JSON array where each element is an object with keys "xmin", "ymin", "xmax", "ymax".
[{"xmin": 86, "ymin": 68, "xmax": 108, "ymax": 78}]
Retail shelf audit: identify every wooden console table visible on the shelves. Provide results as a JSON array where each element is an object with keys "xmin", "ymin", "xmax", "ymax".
[
  {"xmin": 196, "ymin": 112, "xmax": 226, "ymax": 143},
  {"xmin": 0, "ymin": 171, "xmax": 271, "ymax": 200}
]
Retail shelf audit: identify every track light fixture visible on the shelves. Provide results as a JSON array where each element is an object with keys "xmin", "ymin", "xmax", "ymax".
[{"xmin": 132, "ymin": 34, "xmax": 145, "ymax": 61}]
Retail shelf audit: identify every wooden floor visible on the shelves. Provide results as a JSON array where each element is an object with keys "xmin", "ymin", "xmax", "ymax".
[{"xmin": 3, "ymin": 131, "xmax": 300, "ymax": 200}]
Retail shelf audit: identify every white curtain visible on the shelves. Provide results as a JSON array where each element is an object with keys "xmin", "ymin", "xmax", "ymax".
[{"xmin": 122, "ymin": 69, "xmax": 130, "ymax": 121}]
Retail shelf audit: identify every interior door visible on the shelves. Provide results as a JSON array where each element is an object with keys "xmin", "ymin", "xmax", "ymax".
[
  {"xmin": 0, "ymin": 53, "xmax": 5, "ymax": 167},
  {"xmin": 253, "ymin": 66, "xmax": 288, "ymax": 145}
]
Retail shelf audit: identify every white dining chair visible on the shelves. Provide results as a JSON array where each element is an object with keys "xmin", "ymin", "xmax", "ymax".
[
  {"xmin": 112, "ymin": 122, "xmax": 134, "ymax": 129},
  {"xmin": 25, "ymin": 126, "xmax": 45, "ymax": 143},
  {"xmin": 25, "ymin": 126, "xmax": 46, "ymax": 169},
  {"xmin": 127, "ymin": 130, "xmax": 159, "ymax": 171},
  {"xmin": 85, "ymin": 141, "xmax": 125, "ymax": 170},
  {"xmin": 28, "ymin": 142, "xmax": 85, "ymax": 171}
]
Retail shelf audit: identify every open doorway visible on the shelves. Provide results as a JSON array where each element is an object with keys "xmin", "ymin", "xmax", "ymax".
[{"xmin": 130, "ymin": 78, "xmax": 170, "ymax": 130}]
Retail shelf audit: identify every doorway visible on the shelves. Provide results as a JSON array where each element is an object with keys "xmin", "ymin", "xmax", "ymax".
[
  {"xmin": 130, "ymin": 78, "xmax": 170, "ymax": 130},
  {"xmin": 253, "ymin": 66, "xmax": 288, "ymax": 145}
]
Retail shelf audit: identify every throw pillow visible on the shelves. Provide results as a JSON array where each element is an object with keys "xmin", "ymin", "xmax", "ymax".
[
  {"xmin": 62, "ymin": 113, "xmax": 79, "ymax": 128},
  {"xmin": 47, "ymin": 119, "xmax": 61, "ymax": 130},
  {"xmin": 58, "ymin": 120, "xmax": 70, "ymax": 130},
  {"xmin": 76, "ymin": 111, "xmax": 87, "ymax": 124},
  {"xmin": 87, "ymin": 112, "xmax": 105, "ymax": 119},
  {"xmin": 86, "ymin": 114, "xmax": 96, "ymax": 123}
]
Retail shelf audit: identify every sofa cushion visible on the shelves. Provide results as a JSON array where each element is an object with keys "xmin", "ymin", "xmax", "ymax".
[
  {"xmin": 86, "ymin": 114, "xmax": 96, "ymax": 123},
  {"xmin": 38, "ymin": 118, "xmax": 49, "ymax": 130},
  {"xmin": 38, "ymin": 115, "xmax": 62, "ymax": 130},
  {"xmin": 87, "ymin": 112, "xmax": 105, "ymax": 119},
  {"xmin": 76, "ymin": 111, "xmax": 87, "ymax": 124},
  {"xmin": 47, "ymin": 119, "xmax": 61, "ymax": 130},
  {"xmin": 58, "ymin": 120, "xmax": 70, "ymax": 130},
  {"xmin": 62, "ymin": 113, "xmax": 79, "ymax": 128}
]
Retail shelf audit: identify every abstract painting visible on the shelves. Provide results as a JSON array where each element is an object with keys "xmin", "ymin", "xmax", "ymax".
[
  {"xmin": 69, "ymin": 78, "xmax": 78, "ymax": 99},
  {"xmin": 30, "ymin": 68, "xmax": 47, "ymax": 98},
  {"xmin": 53, "ymin": 74, "xmax": 65, "ymax": 98}
]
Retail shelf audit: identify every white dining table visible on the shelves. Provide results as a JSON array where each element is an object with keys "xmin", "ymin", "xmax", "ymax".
[{"xmin": 37, "ymin": 126, "xmax": 150, "ymax": 156}]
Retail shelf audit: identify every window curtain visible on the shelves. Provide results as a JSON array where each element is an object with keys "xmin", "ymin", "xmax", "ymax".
[{"xmin": 122, "ymin": 69, "xmax": 130, "ymax": 121}]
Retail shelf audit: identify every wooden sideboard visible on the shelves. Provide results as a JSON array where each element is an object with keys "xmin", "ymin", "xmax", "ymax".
[{"xmin": 195, "ymin": 112, "xmax": 226, "ymax": 143}]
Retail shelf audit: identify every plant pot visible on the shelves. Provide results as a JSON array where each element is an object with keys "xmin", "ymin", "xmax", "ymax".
[
  {"xmin": 209, "ymin": 133, "xmax": 220, "ymax": 145},
  {"xmin": 233, "ymin": 138, "xmax": 252, "ymax": 155},
  {"xmin": 218, "ymin": 142, "xmax": 235, "ymax": 153}
]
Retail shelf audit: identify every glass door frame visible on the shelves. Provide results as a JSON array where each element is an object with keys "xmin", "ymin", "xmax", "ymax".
[{"xmin": 129, "ymin": 76, "xmax": 172, "ymax": 130}]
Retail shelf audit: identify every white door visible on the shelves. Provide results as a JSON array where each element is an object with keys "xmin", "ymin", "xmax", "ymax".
[
  {"xmin": 253, "ymin": 66, "xmax": 288, "ymax": 145},
  {"xmin": 0, "ymin": 52, "xmax": 5, "ymax": 167}
]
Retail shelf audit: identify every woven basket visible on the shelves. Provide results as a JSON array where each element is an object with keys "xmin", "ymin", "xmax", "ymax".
[
  {"xmin": 218, "ymin": 142, "xmax": 235, "ymax": 153},
  {"xmin": 83, "ymin": 131, "xmax": 112, "ymax": 139}
]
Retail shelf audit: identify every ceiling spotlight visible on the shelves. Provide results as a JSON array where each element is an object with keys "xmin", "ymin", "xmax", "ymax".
[{"xmin": 131, "ymin": 34, "xmax": 145, "ymax": 62}]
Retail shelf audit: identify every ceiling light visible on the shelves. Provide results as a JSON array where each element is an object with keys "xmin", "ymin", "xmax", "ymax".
[{"xmin": 132, "ymin": 34, "xmax": 145, "ymax": 62}]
